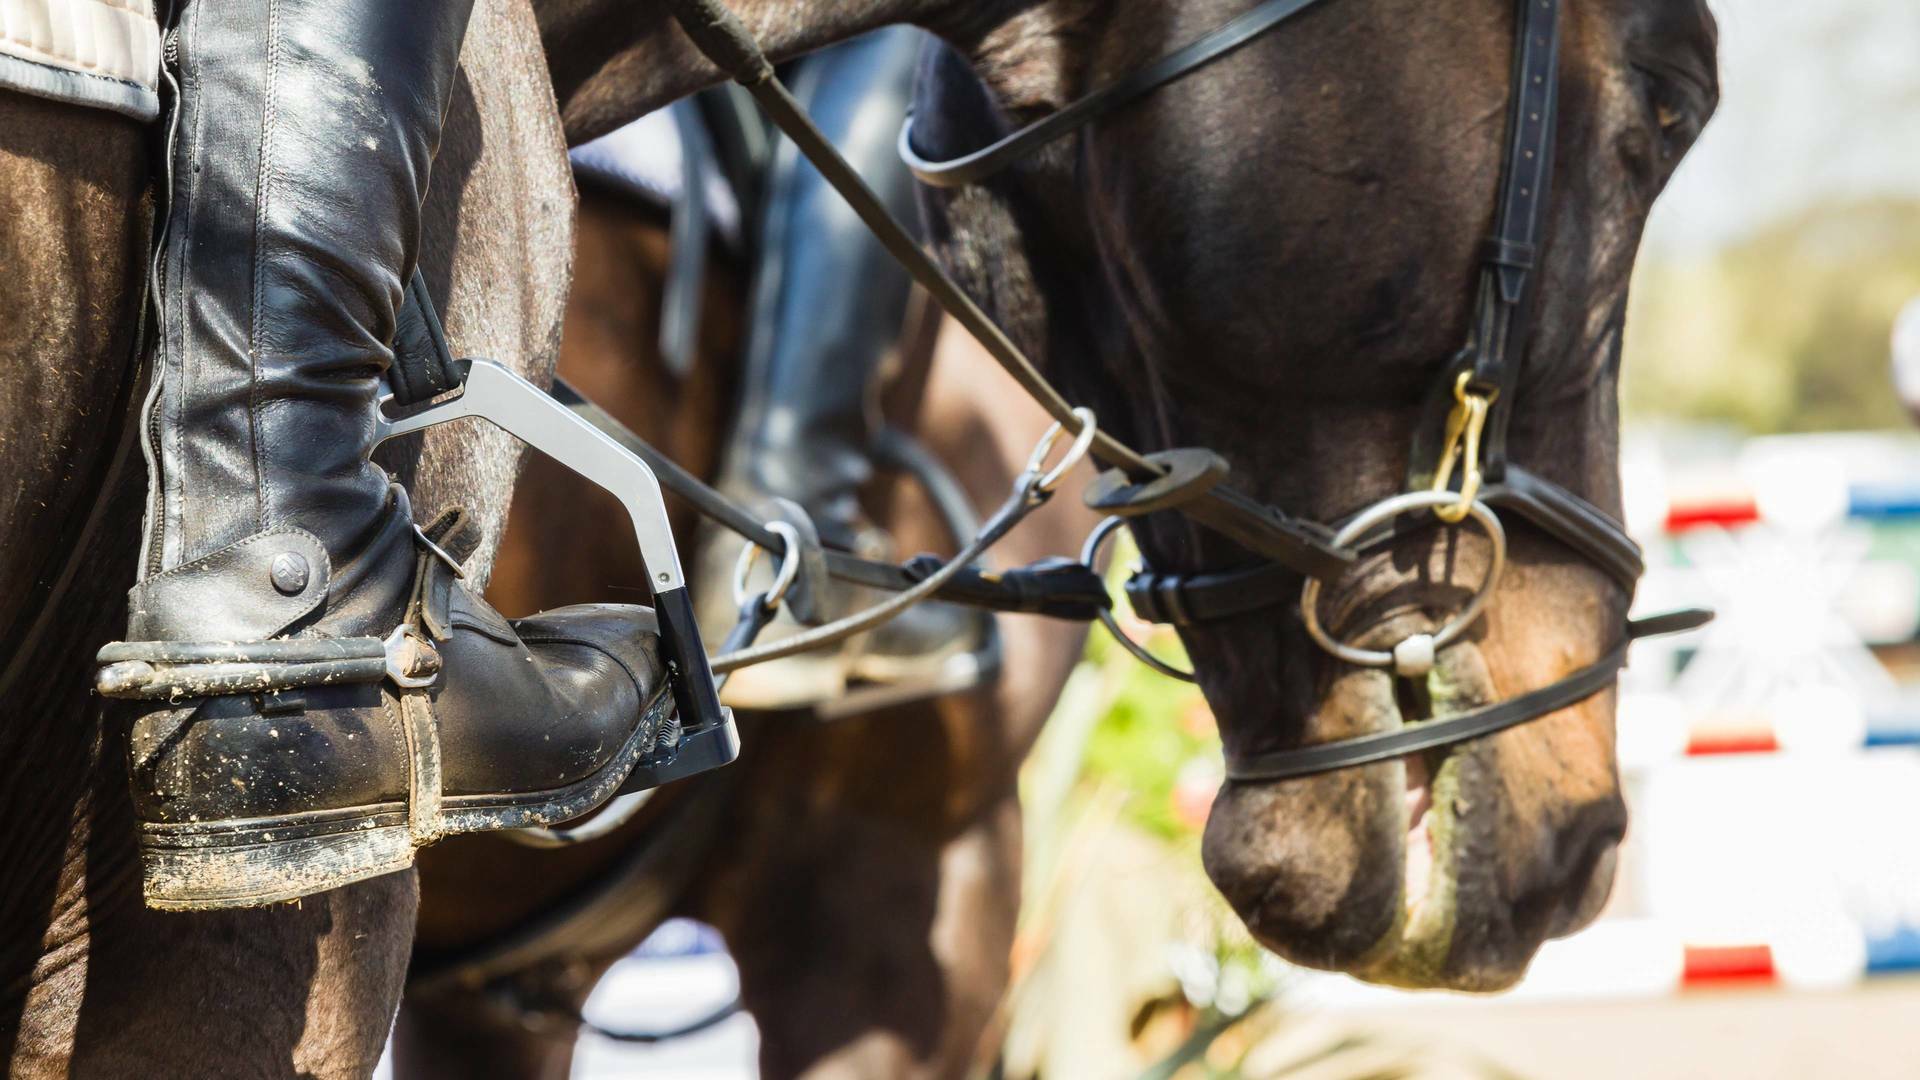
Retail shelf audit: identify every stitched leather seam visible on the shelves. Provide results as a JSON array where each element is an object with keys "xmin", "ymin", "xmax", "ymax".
[
  {"xmin": 376, "ymin": 688, "xmax": 409, "ymax": 797},
  {"xmin": 165, "ymin": 0, "xmax": 205, "ymax": 568},
  {"xmin": 248, "ymin": 0, "xmax": 281, "ymax": 528}
]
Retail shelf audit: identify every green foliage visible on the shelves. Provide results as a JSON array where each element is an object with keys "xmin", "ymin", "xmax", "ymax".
[
  {"xmin": 1081, "ymin": 633, "xmax": 1216, "ymax": 841},
  {"xmin": 1076, "ymin": 539, "xmax": 1221, "ymax": 842},
  {"xmin": 1624, "ymin": 199, "xmax": 1920, "ymax": 434}
]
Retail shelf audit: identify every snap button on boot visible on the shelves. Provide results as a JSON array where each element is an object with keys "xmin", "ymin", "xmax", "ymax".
[{"xmin": 270, "ymin": 551, "xmax": 311, "ymax": 595}]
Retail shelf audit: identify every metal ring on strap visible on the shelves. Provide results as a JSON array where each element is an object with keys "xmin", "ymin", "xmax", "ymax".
[
  {"xmin": 1299, "ymin": 490, "xmax": 1506, "ymax": 678},
  {"xmin": 1082, "ymin": 516, "xmax": 1197, "ymax": 682},
  {"xmin": 732, "ymin": 521, "xmax": 803, "ymax": 612},
  {"xmin": 1027, "ymin": 408, "xmax": 1099, "ymax": 494}
]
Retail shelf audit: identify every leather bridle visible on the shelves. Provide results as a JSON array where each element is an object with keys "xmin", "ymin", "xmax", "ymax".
[{"xmin": 895, "ymin": 0, "xmax": 1711, "ymax": 781}]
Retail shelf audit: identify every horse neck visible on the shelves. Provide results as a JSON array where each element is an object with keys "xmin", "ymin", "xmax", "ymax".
[{"xmin": 537, "ymin": 0, "xmax": 1059, "ymax": 143}]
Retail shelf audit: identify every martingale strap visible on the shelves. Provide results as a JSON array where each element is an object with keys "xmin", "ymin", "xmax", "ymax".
[{"xmin": 1225, "ymin": 609, "xmax": 1712, "ymax": 782}]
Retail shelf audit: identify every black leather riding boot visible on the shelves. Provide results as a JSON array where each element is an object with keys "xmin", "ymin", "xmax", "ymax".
[
  {"xmin": 94, "ymin": 0, "xmax": 673, "ymax": 910},
  {"xmin": 727, "ymin": 27, "xmax": 925, "ymax": 550},
  {"xmin": 706, "ymin": 28, "xmax": 985, "ymax": 709}
]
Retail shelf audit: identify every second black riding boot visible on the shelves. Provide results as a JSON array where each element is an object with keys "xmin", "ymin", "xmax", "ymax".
[
  {"xmin": 96, "ymin": 0, "xmax": 674, "ymax": 910},
  {"xmin": 710, "ymin": 28, "xmax": 983, "ymax": 708}
]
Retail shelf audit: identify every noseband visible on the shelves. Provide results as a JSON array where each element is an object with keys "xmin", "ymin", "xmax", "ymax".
[{"xmin": 901, "ymin": 0, "xmax": 1710, "ymax": 780}]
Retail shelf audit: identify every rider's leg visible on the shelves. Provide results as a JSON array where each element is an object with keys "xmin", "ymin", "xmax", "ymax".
[
  {"xmin": 98, "ymin": 0, "xmax": 675, "ymax": 910},
  {"xmin": 712, "ymin": 27, "xmax": 983, "ymax": 707},
  {"xmin": 726, "ymin": 27, "xmax": 924, "ymax": 551}
]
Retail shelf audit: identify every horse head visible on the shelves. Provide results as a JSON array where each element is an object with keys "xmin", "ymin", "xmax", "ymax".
[{"xmin": 915, "ymin": 0, "xmax": 1718, "ymax": 989}]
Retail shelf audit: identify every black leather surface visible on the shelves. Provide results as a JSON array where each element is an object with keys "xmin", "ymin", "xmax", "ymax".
[
  {"xmin": 433, "ymin": 598, "xmax": 666, "ymax": 797},
  {"xmin": 729, "ymin": 28, "xmax": 926, "ymax": 548},
  {"xmin": 131, "ymin": 583, "xmax": 671, "ymax": 821},
  {"xmin": 127, "ymin": 526, "xmax": 330, "ymax": 641},
  {"xmin": 390, "ymin": 269, "xmax": 467, "ymax": 408},
  {"xmin": 1469, "ymin": 0, "xmax": 1564, "ymax": 477},
  {"xmin": 151, "ymin": 0, "xmax": 476, "ymax": 570},
  {"xmin": 120, "ymin": 0, "xmax": 677, "ymax": 833}
]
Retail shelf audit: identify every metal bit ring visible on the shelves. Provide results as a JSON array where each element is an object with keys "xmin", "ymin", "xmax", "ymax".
[
  {"xmin": 1299, "ymin": 490, "xmax": 1506, "ymax": 677},
  {"xmin": 1082, "ymin": 516, "xmax": 1197, "ymax": 682}
]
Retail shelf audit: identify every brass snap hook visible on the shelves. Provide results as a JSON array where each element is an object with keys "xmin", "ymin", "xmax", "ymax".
[{"xmin": 1430, "ymin": 371, "xmax": 1497, "ymax": 524}]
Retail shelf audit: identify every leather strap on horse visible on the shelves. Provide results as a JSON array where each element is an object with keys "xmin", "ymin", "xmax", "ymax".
[
  {"xmin": 658, "ymin": 0, "xmax": 1354, "ymax": 583},
  {"xmin": 1223, "ymin": 609, "xmax": 1711, "ymax": 782},
  {"xmin": 1123, "ymin": 465, "xmax": 1649, "ymax": 627},
  {"xmin": 898, "ymin": 0, "xmax": 1332, "ymax": 188},
  {"xmin": 1464, "ymin": 0, "xmax": 1563, "ymax": 480}
]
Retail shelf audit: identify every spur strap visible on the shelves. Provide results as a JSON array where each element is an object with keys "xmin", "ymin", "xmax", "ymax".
[{"xmin": 1224, "ymin": 609, "xmax": 1711, "ymax": 782}]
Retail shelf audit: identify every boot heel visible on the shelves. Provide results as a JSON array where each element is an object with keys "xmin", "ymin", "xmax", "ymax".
[{"xmin": 141, "ymin": 821, "xmax": 414, "ymax": 911}]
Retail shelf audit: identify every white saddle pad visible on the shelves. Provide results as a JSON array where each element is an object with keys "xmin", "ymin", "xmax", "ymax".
[{"xmin": 0, "ymin": 0, "xmax": 159, "ymax": 120}]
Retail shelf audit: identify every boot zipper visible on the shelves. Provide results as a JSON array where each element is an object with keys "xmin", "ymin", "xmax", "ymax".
[{"xmin": 140, "ymin": 7, "xmax": 186, "ymax": 576}]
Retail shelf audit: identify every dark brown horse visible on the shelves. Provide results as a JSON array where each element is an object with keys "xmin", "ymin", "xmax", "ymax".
[
  {"xmin": 533, "ymin": 0, "xmax": 1718, "ymax": 992},
  {"xmin": 913, "ymin": 0, "xmax": 1718, "ymax": 990},
  {"xmin": 396, "ymin": 0, "xmax": 1721, "ymax": 1072},
  {"xmin": 2, "ymin": 0, "xmax": 1716, "ymax": 1072}
]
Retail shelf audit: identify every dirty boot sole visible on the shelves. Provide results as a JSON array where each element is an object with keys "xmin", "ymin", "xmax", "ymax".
[{"xmin": 139, "ymin": 689, "xmax": 677, "ymax": 910}]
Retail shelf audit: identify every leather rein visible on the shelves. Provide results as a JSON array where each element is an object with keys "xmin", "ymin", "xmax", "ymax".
[{"xmin": 663, "ymin": 0, "xmax": 1710, "ymax": 783}]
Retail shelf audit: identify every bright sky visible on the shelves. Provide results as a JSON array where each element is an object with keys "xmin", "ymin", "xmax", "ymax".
[{"xmin": 1642, "ymin": 0, "xmax": 1920, "ymax": 259}]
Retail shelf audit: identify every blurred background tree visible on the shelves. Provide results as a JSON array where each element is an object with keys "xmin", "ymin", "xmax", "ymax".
[
  {"xmin": 1620, "ymin": 0, "xmax": 1920, "ymax": 435},
  {"xmin": 1624, "ymin": 199, "xmax": 1920, "ymax": 434}
]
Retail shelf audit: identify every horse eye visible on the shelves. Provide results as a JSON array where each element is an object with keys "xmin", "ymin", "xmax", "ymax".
[{"xmin": 1632, "ymin": 63, "xmax": 1707, "ymax": 146}]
